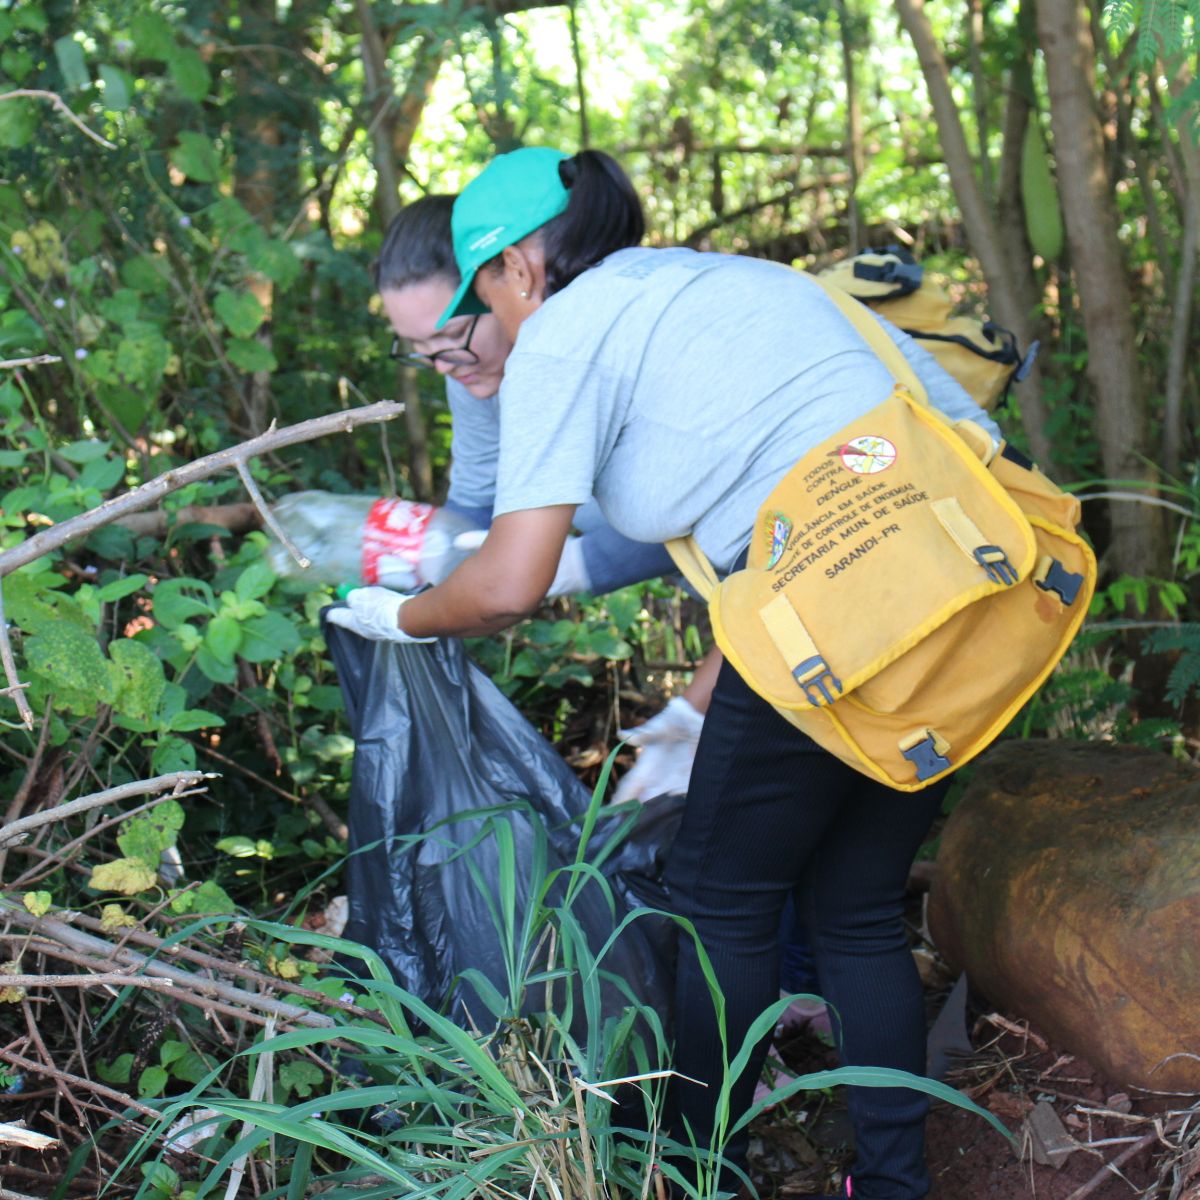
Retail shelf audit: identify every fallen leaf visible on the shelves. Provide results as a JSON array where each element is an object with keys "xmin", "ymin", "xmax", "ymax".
[
  {"xmin": 99, "ymin": 903, "xmax": 140, "ymax": 933},
  {"xmin": 89, "ymin": 857, "xmax": 158, "ymax": 895},
  {"xmin": 22, "ymin": 891, "xmax": 52, "ymax": 917}
]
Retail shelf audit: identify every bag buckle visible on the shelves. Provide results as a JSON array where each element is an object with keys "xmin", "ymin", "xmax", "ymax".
[
  {"xmin": 1034, "ymin": 555, "xmax": 1084, "ymax": 605},
  {"xmin": 793, "ymin": 655, "xmax": 843, "ymax": 707},
  {"xmin": 899, "ymin": 729, "xmax": 952, "ymax": 782},
  {"xmin": 973, "ymin": 545, "xmax": 1019, "ymax": 585}
]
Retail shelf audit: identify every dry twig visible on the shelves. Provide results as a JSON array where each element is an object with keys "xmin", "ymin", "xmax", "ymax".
[
  {"xmin": 0, "ymin": 403, "xmax": 403, "ymax": 579},
  {"xmin": 0, "ymin": 772, "xmax": 212, "ymax": 849},
  {"xmin": 0, "ymin": 1122, "xmax": 57, "ymax": 1151},
  {"xmin": 0, "ymin": 402, "xmax": 404, "ymax": 713},
  {"xmin": 0, "ymin": 90, "xmax": 116, "ymax": 148},
  {"xmin": 0, "ymin": 972, "xmax": 179, "ymax": 993},
  {"xmin": 0, "ymin": 355, "xmax": 62, "ymax": 371},
  {"xmin": 0, "ymin": 1048, "xmax": 161, "ymax": 1120},
  {"xmin": 1064, "ymin": 1116, "xmax": 1188, "ymax": 1200},
  {"xmin": 0, "ymin": 584, "xmax": 33, "ymax": 730},
  {"xmin": 0, "ymin": 901, "xmax": 342, "ymax": 1029}
]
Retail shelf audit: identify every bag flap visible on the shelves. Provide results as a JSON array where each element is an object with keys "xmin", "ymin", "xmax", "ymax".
[{"xmin": 709, "ymin": 389, "xmax": 1038, "ymax": 712}]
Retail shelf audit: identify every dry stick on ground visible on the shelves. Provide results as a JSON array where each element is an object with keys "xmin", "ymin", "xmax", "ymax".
[
  {"xmin": 17, "ymin": 914, "xmax": 378, "ymax": 1021},
  {"xmin": 9, "ymin": 931, "xmax": 382, "ymax": 1028},
  {"xmin": 0, "ymin": 902, "xmax": 343, "ymax": 1029},
  {"xmin": 0, "ymin": 1049, "xmax": 162, "ymax": 1120},
  {"xmin": 7, "ymin": 938, "xmax": 328, "ymax": 1034},
  {"xmin": 1064, "ymin": 1115, "xmax": 1189, "ymax": 1200},
  {"xmin": 0, "ymin": 400, "xmax": 405, "ymax": 722},
  {"xmin": 0, "ymin": 772, "xmax": 213, "ymax": 850},
  {"xmin": 0, "ymin": 1122, "xmax": 57, "ymax": 1151},
  {"xmin": 0, "ymin": 973, "xmax": 180, "ymax": 994}
]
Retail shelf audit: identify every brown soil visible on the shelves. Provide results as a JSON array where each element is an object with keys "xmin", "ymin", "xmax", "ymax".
[{"xmin": 746, "ymin": 1000, "xmax": 1193, "ymax": 1200}]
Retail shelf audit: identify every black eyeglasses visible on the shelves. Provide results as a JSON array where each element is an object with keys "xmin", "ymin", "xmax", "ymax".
[{"xmin": 389, "ymin": 314, "xmax": 481, "ymax": 370}]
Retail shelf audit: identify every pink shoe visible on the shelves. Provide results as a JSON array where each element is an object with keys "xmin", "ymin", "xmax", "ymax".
[
  {"xmin": 752, "ymin": 1058, "xmax": 803, "ymax": 1111},
  {"xmin": 777, "ymin": 996, "xmax": 834, "ymax": 1042}
]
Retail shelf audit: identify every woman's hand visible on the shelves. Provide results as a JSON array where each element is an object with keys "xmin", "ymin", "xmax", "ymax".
[{"xmin": 326, "ymin": 589, "xmax": 436, "ymax": 642}]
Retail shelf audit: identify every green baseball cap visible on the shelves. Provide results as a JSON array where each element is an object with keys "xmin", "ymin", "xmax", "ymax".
[{"xmin": 436, "ymin": 146, "xmax": 572, "ymax": 329}]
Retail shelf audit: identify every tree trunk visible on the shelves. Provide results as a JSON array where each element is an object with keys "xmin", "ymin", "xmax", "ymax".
[
  {"xmin": 357, "ymin": 0, "xmax": 403, "ymax": 227},
  {"xmin": 1162, "ymin": 64, "xmax": 1200, "ymax": 479},
  {"xmin": 995, "ymin": 33, "xmax": 1058, "ymax": 470},
  {"xmin": 400, "ymin": 367, "xmax": 433, "ymax": 501},
  {"xmin": 568, "ymin": 0, "xmax": 590, "ymax": 148},
  {"xmin": 1036, "ymin": 0, "xmax": 1167, "ymax": 577},
  {"xmin": 835, "ymin": 0, "xmax": 864, "ymax": 249},
  {"xmin": 966, "ymin": 0, "xmax": 994, "ymax": 206},
  {"xmin": 229, "ymin": 0, "xmax": 304, "ymax": 435},
  {"xmin": 894, "ymin": 0, "xmax": 1054, "ymax": 469}
]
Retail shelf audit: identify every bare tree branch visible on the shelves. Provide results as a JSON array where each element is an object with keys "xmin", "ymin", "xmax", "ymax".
[
  {"xmin": 0, "ymin": 901, "xmax": 341, "ymax": 1029},
  {"xmin": 0, "ymin": 355, "xmax": 61, "ymax": 371},
  {"xmin": 0, "ymin": 401, "xmax": 403, "ymax": 580},
  {"xmin": 0, "ymin": 583, "xmax": 33, "ymax": 730},
  {"xmin": 0, "ymin": 772, "xmax": 213, "ymax": 849},
  {"xmin": 236, "ymin": 456, "xmax": 309, "ymax": 567},
  {"xmin": 0, "ymin": 972, "xmax": 179, "ymax": 993},
  {"xmin": 0, "ymin": 90, "xmax": 116, "ymax": 149},
  {"xmin": 0, "ymin": 1049, "xmax": 163, "ymax": 1120},
  {"xmin": 0, "ymin": 1124, "xmax": 57, "ymax": 1152},
  {"xmin": 115, "ymin": 501, "xmax": 262, "ymax": 538}
]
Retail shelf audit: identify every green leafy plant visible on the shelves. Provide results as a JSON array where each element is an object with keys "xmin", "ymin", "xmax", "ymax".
[{"xmin": 105, "ymin": 761, "xmax": 1011, "ymax": 1200}]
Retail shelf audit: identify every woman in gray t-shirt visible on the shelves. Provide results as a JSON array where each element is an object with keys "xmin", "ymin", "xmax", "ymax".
[{"xmin": 335, "ymin": 147, "xmax": 1001, "ymax": 1200}]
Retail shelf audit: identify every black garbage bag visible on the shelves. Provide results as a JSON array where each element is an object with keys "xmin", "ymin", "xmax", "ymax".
[{"xmin": 322, "ymin": 618, "xmax": 681, "ymax": 1032}]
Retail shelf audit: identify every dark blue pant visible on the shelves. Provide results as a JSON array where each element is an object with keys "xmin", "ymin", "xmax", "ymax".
[{"xmin": 664, "ymin": 657, "xmax": 947, "ymax": 1199}]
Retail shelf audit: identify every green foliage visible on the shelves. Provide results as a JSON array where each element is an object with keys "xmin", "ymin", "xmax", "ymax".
[
  {"xmin": 1143, "ymin": 624, "xmax": 1200, "ymax": 707},
  {"xmin": 104, "ymin": 777, "xmax": 1008, "ymax": 1199},
  {"xmin": 1103, "ymin": 0, "xmax": 1200, "ymax": 129}
]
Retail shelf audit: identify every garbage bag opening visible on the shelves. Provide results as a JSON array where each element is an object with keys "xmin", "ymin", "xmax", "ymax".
[{"xmin": 322, "ymin": 614, "xmax": 681, "ymax": 1035}]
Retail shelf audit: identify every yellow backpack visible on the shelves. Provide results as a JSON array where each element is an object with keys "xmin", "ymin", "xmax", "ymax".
[
  {"xmin": 816, "ymin": 248, "xmax": 1036, "ymax": 412},
  {"xmin": 667, "ymin": 278, "xmax": 1094, "ymax": 792}
]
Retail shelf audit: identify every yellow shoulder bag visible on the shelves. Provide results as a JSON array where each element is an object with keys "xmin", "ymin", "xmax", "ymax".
[{"xmin": 667, "ymin": 281, "xmax": 1095, "ymax": 792}]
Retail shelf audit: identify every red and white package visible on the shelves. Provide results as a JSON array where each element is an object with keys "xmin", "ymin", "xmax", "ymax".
[{"xmin": 360, "ymin": 498, "xmax": 435, "ymax": 587}]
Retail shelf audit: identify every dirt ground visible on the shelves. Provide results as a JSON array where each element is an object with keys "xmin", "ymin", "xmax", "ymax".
[{"xmin": 745, "ymin": 986, "xmax": 1198, "ymax": 1200}]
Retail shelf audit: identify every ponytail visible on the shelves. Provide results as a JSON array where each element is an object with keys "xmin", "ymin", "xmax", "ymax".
[
  {"xmin": 538, "ymin": 150, "xmax": 644, "ymax": 296},
  {"xmin": 372, "ymin": 194, "xmax": 459, "ymax": 291}
]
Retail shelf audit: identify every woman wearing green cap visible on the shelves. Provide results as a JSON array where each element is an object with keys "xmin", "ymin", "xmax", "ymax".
[
  {"xmin": 334, "ymin": 145, "xmax": 1002, "ymax": 1200},
  {"xmin": 367, "ymin": 188, "xmax": 717, "ymax": 802}
]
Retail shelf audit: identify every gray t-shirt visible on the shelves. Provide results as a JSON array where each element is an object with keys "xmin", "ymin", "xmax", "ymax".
[
  {"xmin": 443, "ymin": 378, "xmax": 677, "ymax": 590},
  {"xmin": 445, "ymin": 380, "xmax": 501, "ymax": 517},
  {"xmin": 493, "ymin": 247, "xmax": 1001, "ymax": 573}
]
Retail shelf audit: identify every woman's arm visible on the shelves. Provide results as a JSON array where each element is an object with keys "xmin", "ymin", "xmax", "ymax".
[{"xmin": 399, "ymin": 504, "xmax": 577, "ymax": 638}]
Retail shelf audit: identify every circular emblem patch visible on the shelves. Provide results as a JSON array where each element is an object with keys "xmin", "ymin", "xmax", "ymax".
[{"xmin": 838, "ymin": 435, "xmax": 897, "ymax": 475}]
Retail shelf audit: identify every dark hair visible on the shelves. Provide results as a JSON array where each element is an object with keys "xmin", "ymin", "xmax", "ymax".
[
  {"xmin": 372, "ymin": 194, "xmax": 459, "ymax": 291},
  {"xmin": 538, "ymin": 150, "xmax": 645, "ymax": 296}
]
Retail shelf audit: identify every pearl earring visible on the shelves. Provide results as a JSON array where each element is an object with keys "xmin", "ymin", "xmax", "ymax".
[{"xmin": 519, "ymin": 289, "xmax": 530, "ymax": 299}]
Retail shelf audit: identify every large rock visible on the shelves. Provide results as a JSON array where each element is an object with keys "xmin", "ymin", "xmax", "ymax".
[{"xmin": 928, "ymin": 739, "xmax": 1200, "ymax": 1091}]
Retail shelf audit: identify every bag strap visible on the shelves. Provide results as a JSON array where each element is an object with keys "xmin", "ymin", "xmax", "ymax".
[
  {"xmin": 809, "ymin": 275, "xmax": 927, "ymax": 401},
  {"xmin": 666, "ymin": 535, "xmax": 719, "ymax": 601},
  {"xmin": 666, "ymin": 276, "xmax": 934, "ymax": 601}
]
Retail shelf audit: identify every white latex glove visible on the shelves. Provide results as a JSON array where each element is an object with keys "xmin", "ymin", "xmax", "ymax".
[
  {"xmin": 325, "ymin": 587, "xmax": 436, "ymax": 643},
  {"xmin": 613, "ymin": 696, "xmax": 705, "ymax": 803},
  {"xmin": 453, "ymin": 529, "xmax": 489, "ymax": 552},
  {"xmin": 547, "ymin": 535, "xmax": 590, "ymax": 598}
]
